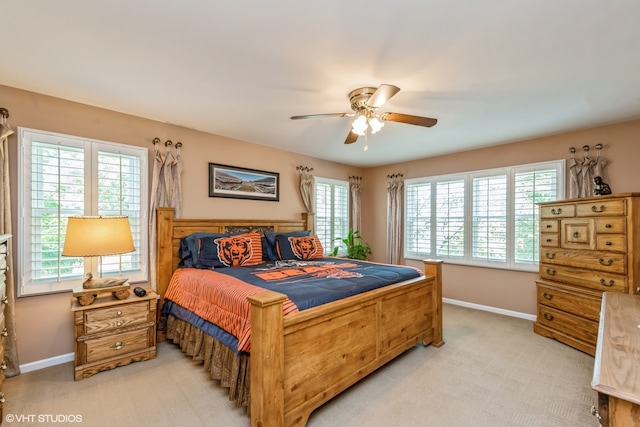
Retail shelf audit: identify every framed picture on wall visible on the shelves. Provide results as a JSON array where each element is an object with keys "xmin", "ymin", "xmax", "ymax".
[{"xmin": 208, "ymin": 163, "xmax": 280, "ymax": 201}]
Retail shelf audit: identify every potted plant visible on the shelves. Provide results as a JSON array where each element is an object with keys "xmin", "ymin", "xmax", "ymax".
[{"xmin": 330, "ymin": 229, "xmax": 372, "ymax": 260}]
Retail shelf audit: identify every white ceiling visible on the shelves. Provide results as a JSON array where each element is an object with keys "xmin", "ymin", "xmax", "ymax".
[{"xmin": 3, "ymin": 1, "xmax": 640, "ymax": 167}]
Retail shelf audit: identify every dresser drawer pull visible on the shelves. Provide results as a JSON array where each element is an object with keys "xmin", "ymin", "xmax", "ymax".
[
  {"xmin": 600, "ymin": 278, "xmax": 615, "ymax": 287},
  {"xmin": 117, "ymin": 310, "xmax": 123, "ymax": 316},
  {"xmin": 605, "ymin": 241, "xmax": 612, "ymax": 246},
  {"xmin": 543, "ymin": 313, "xmax": 554, "ymax": 321},
  {"xmin": 0, "ymin": 392, "xmax": 4, "ymax": 403},
  {"xmin": 545, "ymin": 268, "xmax": 556, "ymax": 276},
  {"xmin": 1, "ymin": 327, "xmax": 7, "ymax": 337},
  {"xmin": 551, "ymin": 208, "xmax": 562, "ymax": 215},
  {"xmin": 0, "ymin": 360, "xmax": 7, "ymax": 370},
  {"xmin": 545, "ymin": 238, "xmax": 552, "ymax": 243},
  {"xmin": 110, "ymin": 341, "xmax": 126, "ymax": 350},
  {"xmin": 543, "ymin": 292, "xmax": 553, "ymax": 300},
  {"xmin": 545, "ymin": 252, "xmax": 555, "ymax": 259},
  {"xmin": 116, "ymin": 321, "xmax": 123, "ymax": 327},
  {"xmin": 545, "ymin": 224, "xmax": 552, "ymax": 229},
  {"xmin": 573, "ymin": 231, "xmax": 580, "ymax": 238},
  {"xmin": 605, "ymin": 223, "xmax": 612, "ymax": 228},
  {"xmin": 599, "ymin": 257, "xmax": 614, "ymax": 266},
  {"xmin": 591, "ymin": 205, "xmax": 606, "ymax": 213}
]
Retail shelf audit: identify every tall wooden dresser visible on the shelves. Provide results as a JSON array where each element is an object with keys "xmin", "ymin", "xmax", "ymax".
[
  {"xmin": 534, "ymin": 193, "xmax": 640, "ymax": 356},
  {"xmin": 0, "ymin": 234, "xmax": 10, "ymax": 419}
]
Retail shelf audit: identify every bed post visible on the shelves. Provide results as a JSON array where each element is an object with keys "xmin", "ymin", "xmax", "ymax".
[
  {"xmin": 156, "ymin": 207, "xmax": 175, "ymax": 342},
  {"xmin": 423, "ymin": 259, "xmax": 444, "ymax": 347},
  {"xmin": 247, "ymin": 290, "xmax": 288, "ymax": 427}
]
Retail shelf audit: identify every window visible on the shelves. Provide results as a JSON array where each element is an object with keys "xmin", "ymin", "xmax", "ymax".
[
  {"xmin": 405, "ymin": 160, "xmax": 564, "ymax": 271},
  {"xmin": 314, "ymin": 177, "xmax": 349, "ymax": 255},
  {"xmin": 18, "ymin": 128, "xmax": 148, "ymax": 296}
]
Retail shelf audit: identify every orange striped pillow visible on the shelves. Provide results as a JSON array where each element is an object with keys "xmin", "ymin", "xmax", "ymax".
[{"xmin": 198, "ymin": 232, "xmax": 263, "ymax": 268}]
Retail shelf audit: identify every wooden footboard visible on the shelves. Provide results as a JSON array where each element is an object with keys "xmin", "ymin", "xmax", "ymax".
[{"xmin": 248, "ymin": 260, "xmax": 443, "ymax": 427}]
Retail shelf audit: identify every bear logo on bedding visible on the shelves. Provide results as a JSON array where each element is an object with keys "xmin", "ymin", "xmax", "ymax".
[
  {"xmin": 289, "ymin": 236, "xmax": 318, "ymax": 260},
  {"xmin": 216, "ymin": 235, "xmax": 253, "ymax": 267}
]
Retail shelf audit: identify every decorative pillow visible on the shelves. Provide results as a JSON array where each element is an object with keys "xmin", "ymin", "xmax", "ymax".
[
  {"xmin": 198, "ymin": 232, "xmax": 263, "ymax": 268},
  {"xmin": 179, "ymin": 232, "xmax": 231, "ymax": 268},
  {"xmin": 264, "ymin": 230, "xmax": 311, "ymax": 261},
  {"xmin": 275, "ymin": 234, "xmax": 324, "ymax": 261}
]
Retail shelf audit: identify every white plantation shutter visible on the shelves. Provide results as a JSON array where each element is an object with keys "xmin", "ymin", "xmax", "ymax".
[
  {"xmin": 405, "ymin": 160, "xmax": 564, "ymax": 271},
  {"xmin": 314, "ymin": 177, "xmax": 349, "ymax": 255},
  {"xmin": 18, "ymin": 128, "xmax": 148, "ymax": 296}
]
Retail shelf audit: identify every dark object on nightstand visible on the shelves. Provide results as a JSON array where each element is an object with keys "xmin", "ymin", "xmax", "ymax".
[
  {"xmin": 593, "ymin": 176, "xmax": 612, "ymax": 196},
  {"xmin": 134, "ymin": 287, "xmax": 147, "ymax": 297}
]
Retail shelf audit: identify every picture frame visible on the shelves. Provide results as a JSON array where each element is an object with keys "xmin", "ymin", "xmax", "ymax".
[{"xmin": 208, "ymin": 163, "xmax": 279, "ymax": 201}]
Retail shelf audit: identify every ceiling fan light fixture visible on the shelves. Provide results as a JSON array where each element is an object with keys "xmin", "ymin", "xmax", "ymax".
[
  {"xmin": 352, "ymin": 114, "xmax": 368, "ymax": 136},
  {"xmin": 369, "ymin": 116, "xmax": 384, "ymax": 134}
]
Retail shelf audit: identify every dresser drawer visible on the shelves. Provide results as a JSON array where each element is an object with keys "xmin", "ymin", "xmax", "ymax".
[
  {"xmin": 595, "ymin": 217, "xmax": 626, "ymax": 234},
  {"xmin": 537, "ymin": 305, "xmax": 598, "ymax": 346},
  {"xmin": 596, "ymin": 234, "xmax": 627, "ymax": 252},
  {"xmin": 541, "ymin": 248, "xmax": 627, "ymax": 274},
  {"xmin": 541, "ymin": 233, "xmax": 559, "ymax": 247},
  {"xmin": 84, "ymin": 328, "xmax": 150, "ymax": 364},
  {"xmin": 576, "ymin": 199, "xmax": 626, "ymax": 217},
  {"xmin": 561, "ymin": 219, "xmax": 595, "ymax": 250},
  {"xmin": 539, "ymin": 263, "xmax": 628, "ymax": 292},
  {"xmin": 540, "ymin": 204, "xmax": 575, "ymax": 218},
  {"xmin": 541, "ymin": 220, "xmax": 559, "ymax": 233},
  {"xmin": 84, "ymin": 301, "xmax": 150, "ymax": 335},
  {"xmin": 537, "ymin": 283, "xmax": 601, "ymax": 321}
]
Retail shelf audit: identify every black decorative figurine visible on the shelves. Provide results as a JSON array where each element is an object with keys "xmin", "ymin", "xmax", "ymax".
[{"xmin": 593, "ymin": 176, "xmax": 612, "ymax": 196}]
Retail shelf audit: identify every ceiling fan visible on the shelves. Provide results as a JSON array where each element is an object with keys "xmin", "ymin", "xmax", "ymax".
[{"xmin": 291, "ymin": 84, "xmax": 438, "ymax": 145}]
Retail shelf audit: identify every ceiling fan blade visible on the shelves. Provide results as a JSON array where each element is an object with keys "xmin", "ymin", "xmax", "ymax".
[
  {"xmin": 381, "ymin": 112, "xmax": 438, "ymax": 127},
  {"xmin": 344, "ymin": 130, "xmax": 359, "ymax": 144},
  {"xmin": 291, "ymin": 113, "xmax": 349, "ymax": 120},
  {"xmin": 366, "ymin": 84, "xmax": 401, "ymax": 109}
]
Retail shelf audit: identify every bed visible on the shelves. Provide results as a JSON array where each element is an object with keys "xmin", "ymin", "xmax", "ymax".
[{"xmin": 155, "ymin": 207, "xmax": 444, "ymax": 427}]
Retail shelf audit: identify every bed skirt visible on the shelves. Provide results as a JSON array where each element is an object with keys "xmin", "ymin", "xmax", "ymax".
[{"xmin": 166, "ymin": 315, "xmax": 250, "ymax": 410}]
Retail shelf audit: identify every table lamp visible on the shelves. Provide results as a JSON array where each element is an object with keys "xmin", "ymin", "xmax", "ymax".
[{"xmin": 62, "ymin": 216, "xmax": 135, "ymax": 289}]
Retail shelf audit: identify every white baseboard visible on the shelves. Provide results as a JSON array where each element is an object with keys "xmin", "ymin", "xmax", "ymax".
[
  {"xmin": 19, "ymin": 352, "xmax": 74, "ymax": 374},
  {"xmin": 19, "ymin": 300, "xmax": 534, "ymax": 374},
  {"xmin": 444, "ymin": 297, "xmax": 536, "ymax": 322}
]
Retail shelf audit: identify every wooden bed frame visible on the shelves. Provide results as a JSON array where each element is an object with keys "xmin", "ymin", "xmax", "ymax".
[{"xmin": 156, "ymin": 207, "xmax": 444, "ymax": 427}]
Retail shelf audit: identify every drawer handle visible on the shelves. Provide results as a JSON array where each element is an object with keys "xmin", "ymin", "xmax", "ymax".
[
  {"xmin": 116, "ymin": 321, "xmax": 123, "ymax": 327},
  {"xmin": 591, "ymin": 406, "xmax": 601, "ymax": 421},
  {"xmin": 545, "ymin": 224, "xmax": 552, "ymax": 229},
  {"xmin": 605, "ymin": 223, "xmax": 612, "ymax": 228},
  {"xmin": 1, "ymin": 327, "xmax": 7, "ymax": 337},
  {"xmin": 591, "ymin": 205, "xmax": 606, "ymax": 213},
  {"xmin": 605, "ymin": 241, "xmax": 612, "ymax": 246},
  {"xmin": 545, "ymin": 238, "xmax": 552, "ymax": 243},
  {"xmin": 111, "ymin": 341, "xmax": 126, "ymax": 350},
  {"xmin": 573, "ymin": 231, "xmax": 580, "ymax": 238},
  {"xmin": 546, "ymin": 268, "xmax": 556, "ymax": 276},
  {"xmin": 543, "ymin": 313, "xmax": 554, "ymax": 321},
  {"xmin": 117, "ymin": 310, "xmax": 123, "ymax": 316},
  {"xmin": 545, "ymin": 252, "xmax": 555, "ymax": 259},
  {"xmin": 0, "ymin": 360, "xmax": 6, "ymax": 370},
  {"xmin": 600, "ymin": 278, "xmax": 615, "ymax": 287},
  {"xmin": 599, "ymin": 257, "xmax": 614, "ymax": 266},
  {"xmin": 543, "ymin": 292, "xmax": 553, "ymax": 300},
  {"xmin": 551, "ymin": 208, "xmax": 562, "ymax": 215}
]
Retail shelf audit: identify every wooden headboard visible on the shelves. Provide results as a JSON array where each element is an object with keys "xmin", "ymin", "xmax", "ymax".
[{"xmin": 155, "ymin": 207, "xmax": 313, "ymax": 312}]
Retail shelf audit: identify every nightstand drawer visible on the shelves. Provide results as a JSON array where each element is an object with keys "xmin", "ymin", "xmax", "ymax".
[
  {"xmin": 84, "ymin": 301, "xmax": 150, "ymax": 335},
  {"xmin": 85, "ymin": 328, "xmax": 150, "ymax": 364}
]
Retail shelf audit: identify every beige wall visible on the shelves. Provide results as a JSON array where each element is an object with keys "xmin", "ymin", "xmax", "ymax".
[
  {"xmin": 4, "ymin": 82, "xmax": 640, "ymax": 366},
  {"xmin": 1, "ymin": 85, "xmax": 362, "ymax": 364},
  {"xmin": 362, "ymin": 119, "xmax": 640, "ymax": 315}
]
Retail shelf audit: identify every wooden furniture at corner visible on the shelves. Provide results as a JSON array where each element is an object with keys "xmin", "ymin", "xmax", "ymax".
[
  {"xmin": 155, "ymin": 207, "xmax": 444, "ymax": 427},
  {"xmin": 0, "ymin": 234, "xmax": 10, "ymax": 421},
  {"xmin": 591, "ymin": 292, "xmax": 640, "ymax": 426},
  {"xmin": 534, "ymin": 193, "xmax": 640, "ymax": 355},
  {"xmin": 72, "ymin": 289, "xmax": 158, "ymax": 381}
]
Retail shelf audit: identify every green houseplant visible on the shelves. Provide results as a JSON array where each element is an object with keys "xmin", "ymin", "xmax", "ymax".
[{"xmin": 330, "ymin": 229, "xmax": 372, "ymax": 260}]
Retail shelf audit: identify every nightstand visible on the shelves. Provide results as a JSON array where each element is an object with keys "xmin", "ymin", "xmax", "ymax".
[{"xmin": 71, "ymin": 289, "xmax": 158, "ymax": 381}]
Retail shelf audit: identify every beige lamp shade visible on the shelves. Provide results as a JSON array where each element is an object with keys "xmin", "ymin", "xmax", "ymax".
[{"xmin": 62, "ymin": 216, "xmax": 135, "ymax": 257}]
